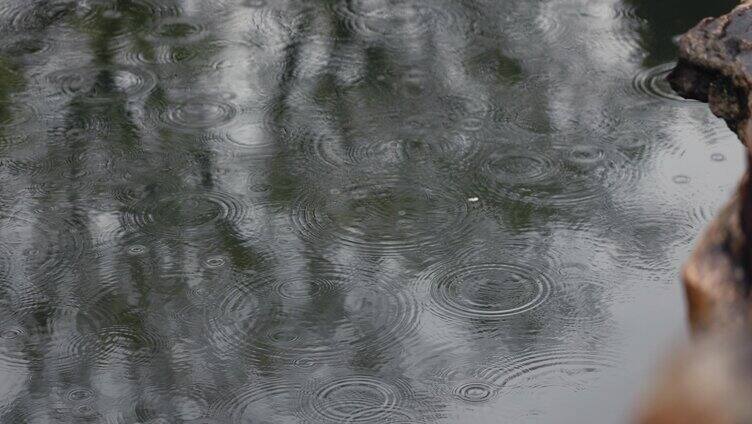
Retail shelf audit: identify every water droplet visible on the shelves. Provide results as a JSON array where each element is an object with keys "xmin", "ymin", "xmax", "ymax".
[
  {"xmin": 72, "ymin": 404, "xmax": 98, "ymax": 418},
  {"xmin": 672, "ymin": 175, "xmax": 691, "ymax": 184},
  {"xmin": 204, "ymin": 256, "xmax": 227, "ymax": 269},
  {"xmin": 0, "ymin": 329, "xmax": 21, "ymax": 340},
  {"xmin": 127, "ymin": 244, "xmax": 147, "ymax": 255},
  {"xmin": 67, "ymin": 388, "xmax": 95, "ymax": 402},
  {"xmin": 453, "ymin": 382, "xmax": 495, "ymax": 403},
  {"xmin": 294, "ymin": 358, "xmax": 316, "ymax": 368}
]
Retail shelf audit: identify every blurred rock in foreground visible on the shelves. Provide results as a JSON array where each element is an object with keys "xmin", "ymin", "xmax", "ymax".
[
  {"xmin": 637, "ymin": 330, "xmax": 752, "ymax": 424},
  {"xmin": 668, "ymin": 0, "xmax": 752, "ymax": 333},
  {"xmin": 640, "ymin": 2, "xmax": 752, "ymax": 423}
]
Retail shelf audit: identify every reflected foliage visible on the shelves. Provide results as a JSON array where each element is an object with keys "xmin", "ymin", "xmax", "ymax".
[{"xmin": 0, "ymin": 0, "xmax": 739, "ymax": 423}]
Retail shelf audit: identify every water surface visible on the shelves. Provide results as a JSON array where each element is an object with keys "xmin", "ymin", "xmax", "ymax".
[{"xmin": 0, "ymin": 0, "xmax": 744, "ymax": 422}]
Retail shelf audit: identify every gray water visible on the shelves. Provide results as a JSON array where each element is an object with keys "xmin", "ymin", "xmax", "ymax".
[{"xmin": 0, "ymin": 0, "xmax": 744, "ymax": 422}]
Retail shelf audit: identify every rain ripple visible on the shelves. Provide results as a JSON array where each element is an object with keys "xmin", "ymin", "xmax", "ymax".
[
  {"xmin": 290, "ymin": 178, "xmax": 473, "ymax": 255},
  {"xmin": 93, "ymin": 324, "xmax": 169, "ymax": 366},
  {"xmin": 210, "ymin": 379, "xmax": 297, "ymax": 423},
  {"xmin": 238, "ymin": 5, "xmax": 306, "ymax": 51},
  {"xmin": 209, "ymin": 271, "xmax": 422, "ymax": 366},
  {"xmin": 334, "ymin": 132, "xmax": 477, "ymax": 167},
  {"xmin": 122, "ymin": 190, "xmax": 248, "ymax": 239},
  {"xmin": 146, "ymin": 17, "xmax": 209, "ymax": 45},
  {"xmin": 206, "ymin": 279, "xmax": 269, "ymax": 360},
  {"xmin": 0, "ymin": 101, "xmax": 35, "ymax": 130},
  {"xmin": 0, "ymin": 0, "xmax": 72, "ymax": 32},
  {"xmin": 453, "ymin": 382, "xmax": 496, "ymax": 403},
  {"xmin": 45, "ymin": 65, "xmax": 157, "ymax": 102},
  {"xmin": 154, "ymin": 93, "xmax": 239, "ymax": 132},
  {"xmin": 297, "ymin": 375, "xmax": 417, "ymax": 424},
  {"xmin": 610, "ymin": 205, "xmax": 696, "ymax": 273},
  {"xmin": 482, "ymin": 348, "xmax": 619, "ymax": 391},
  {"xmin": 333, "ymin": 0, "xmax": 468, "ymax": 46},
  {"xmin": 631, "ymin": 62, "xmax": 693, "ymax": 103},
  {"xmin": 123, "ymin": 44, "xmax": 199, "ymax": 65},
  {"xmin": 472, "ymin": 142, "xmax": 634, "ymax": 208},
  {"xmin": 0, "ymin": 325, "xmax": 30, "ymax": 373},
  {"xmin": 23, "ymin": 306, "xmax": 107, "ymax": 374},
  {"xmin": 0, "ymin": 211, "xmax": 87, "ymax": 286},
  {"xmin": 426, "ymin": 263, "xmax": 553, "ymax": 320},
  {"xmin": 2, "ymin": 35, "xmax": 55, "ymax": 59},
  {"xmin": 84, "ymin": 0, "xmax": 181, "ymax": 23}
]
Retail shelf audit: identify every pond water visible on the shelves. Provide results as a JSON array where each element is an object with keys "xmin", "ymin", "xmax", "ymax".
[{"xmin": 0, "ymin": 0, "xmax": 744, "ymax": 422}]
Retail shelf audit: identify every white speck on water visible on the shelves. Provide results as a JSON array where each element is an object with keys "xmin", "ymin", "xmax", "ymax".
[{"xmin": 468, "ymin": 197, "xmax": 479, "ymax": 203}]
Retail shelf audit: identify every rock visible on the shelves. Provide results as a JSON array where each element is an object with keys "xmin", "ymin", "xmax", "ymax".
[
  {"xmin": 668, "ymin": 0, "xmax": 752, "ymax": 333},
  {"xmin": 669, "ymin": 1, "xmax": 752, "ymax": 138},
  {"xmin": 637, "ymin": 5, "xmax": 752, "ymax": 422},
  {"xmin": 636, "ymin": 329, "xmax": 752, "ymax": 424},
  {"xmin": 682, "ymin": 192, "xmax": 751, "ymax": 332}
]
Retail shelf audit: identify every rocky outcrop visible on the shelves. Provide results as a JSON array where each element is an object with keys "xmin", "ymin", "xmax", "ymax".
[
  {"xmin": 668, "ymin": 0, "xmax": 752, "ymax": 333},
  {"xmin": 669, "ymin": 1, "xmax": 752, "ymax": 138},
  {"xmin": 639, "ymin": 3, "xmax": 752, "ymax": 422}
]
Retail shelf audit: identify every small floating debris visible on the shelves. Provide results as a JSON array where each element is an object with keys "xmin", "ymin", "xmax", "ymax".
[{"xmin": 468, "ymin": 197, "xmax": 479, "ymax": 203}]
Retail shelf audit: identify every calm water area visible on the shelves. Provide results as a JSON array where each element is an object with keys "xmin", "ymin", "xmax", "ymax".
[{"xmin": 0, "ymin": 0, "xmax": 745, "ymax": 422}]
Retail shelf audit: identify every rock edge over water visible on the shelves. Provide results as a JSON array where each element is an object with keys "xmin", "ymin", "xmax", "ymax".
[
  {"xmin": 640, "ymin": 3, "xmax": 752, "ymax": 423},
  {"xmin": 668, "ymin": 0, "xmax": 752, "ymax": 332}
]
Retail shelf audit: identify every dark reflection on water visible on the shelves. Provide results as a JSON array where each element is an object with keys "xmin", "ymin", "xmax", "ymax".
[
  {"xmin": 624, "ymin": 0, "xmax": 738, "ymax": 66},
  {"xmin": 0, "ymin": 0, "xmax": 743, "ymax": 422}
]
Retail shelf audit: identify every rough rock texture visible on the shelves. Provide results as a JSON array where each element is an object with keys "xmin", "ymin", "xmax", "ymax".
[
  {"xmin": 668, "ymin": 0, "xmax": 752, "ymax": 333},
  {"xmin": 669, "ymin": 0, "xmax": 752, "ymax": 137}
]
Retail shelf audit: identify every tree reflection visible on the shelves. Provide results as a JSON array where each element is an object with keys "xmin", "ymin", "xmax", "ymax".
[{"xmin": 0, "ymin": 0, "xmax": 719, "ymax": 422}]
